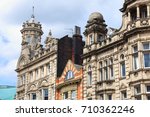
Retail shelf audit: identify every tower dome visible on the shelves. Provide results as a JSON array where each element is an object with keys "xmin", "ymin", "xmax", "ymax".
[{"xmin": 88, "ymin": 12, "xmax": 104, "ymax": 23}]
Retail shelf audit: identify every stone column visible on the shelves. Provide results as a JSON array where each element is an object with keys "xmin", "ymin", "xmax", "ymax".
[
  {"xmin": 128, "ymin": 11, "xmax": 131, "ymax": 22},
  {"xmin": 141, "ymin": 83, "xmax": 145, "ymax": 100},
  {"xmin": 137, "ymin": 6, "xmax": 140, "ymax": 19},
  {"xmin": 147, "ymin": 4, "xmax": 150, "ymax": 17}
]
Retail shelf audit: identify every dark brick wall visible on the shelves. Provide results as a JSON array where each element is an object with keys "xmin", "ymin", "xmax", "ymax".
[{"xmin": 57, "ymin": 34, "xmax": 84, "ymax": 77}]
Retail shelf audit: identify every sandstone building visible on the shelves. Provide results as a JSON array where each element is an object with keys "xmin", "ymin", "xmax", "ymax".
[{"xmin": 83, "ymin": 0, "xmax": 150, "ymax": 100}]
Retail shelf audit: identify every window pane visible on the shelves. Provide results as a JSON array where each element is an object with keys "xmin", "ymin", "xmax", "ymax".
[
  {"xmin": 135, "ymin": 85, "xmax": 141, "ymax": 94},
  {"xmin": 121, "ymin": 62, "xmax": 126, "ymax": 77},
  {"xmin": 121, "ymin": 91, "xmax": 127, "ymax": 100},
  {"xmin": 133, "ymin": 46, "xmax": 138, "ymax": 53},
  {"xmin": 133, "ymin": 54, "xmax": 139, "ymax": 70},
  {"xmin": 143, "ymin": 43, "xmax": 150, "ymax": 50},
  {"xmin": 107, "ymin": 94, "xmax": 112, "ymax": 100},
  {"xmin": 43, "ymin": 89, "xmax": 48, "ymax": 100},
  {"xmin": 89, "ymin": 35, "xmax": 93, "ymax": 44},
  {"xmin": 100, "ymin": 69, "xmax": 103, "ymax": 81},
  {"xmin": 110, "ymin": 66, "xmax": 114, "ymax": 79},
  {"xmin": 71, "ymin": 90, "xmax": 76, "ymax": 100},
  {"xmin": 66, "ymin": 71, "xmax": 74, "ymax": 80},
  {"xmin": 32, "ymin": 93, "xmax": 36, "ymax": 100},
  {"xmin": 63, "ymin": 92, "xmax": 68, "ymax": 100},
  {"xmin": 88, "ymin": 72, "xmax": 92, "ymax": 85},
  {"xmin": 147, "ymin": 96, "xmax": 150, "ymax": 100},
  {"xmin": 147, "ymin": 86, "xmax": 150, "ymax": 92},
  {"xmin": 105, "ymin": 68, "xmax": 108, "ymax": 80},
  {"xmin": 144, "ymin": 53, "xmax": 150, "ymax": 67}
]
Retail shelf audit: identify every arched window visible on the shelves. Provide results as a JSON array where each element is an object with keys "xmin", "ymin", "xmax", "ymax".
[
  {"xmin": 66, "ymin": 70, "xmax": 74, "ymax": 80},
  {"xmin": 88, "ymin": 66, "xmax": 92, "ymax": 86}
]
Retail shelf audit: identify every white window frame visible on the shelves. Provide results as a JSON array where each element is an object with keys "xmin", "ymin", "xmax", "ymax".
[
  {"xmin": 43, "ymin": 89, "xmax": 48, "ymax": 100},
  {"xmin": 133, "ymin": 45, "xmax": 139, "ymax": 70},
  {"xmin": 71, "ymin": 90, "xmax": 76, "ymax": 100},
  {"xmin": 143, "ymin": 42, "xmax": 150, "ymax": 68},
  {"xmin": 89, "ymin": 34, "xmax": 94, "ymax": 45}
]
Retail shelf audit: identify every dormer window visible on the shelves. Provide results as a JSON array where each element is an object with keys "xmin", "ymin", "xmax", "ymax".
[{"xmin": 66, "ymin": 70, "xmax": 74, "ymax": 80}]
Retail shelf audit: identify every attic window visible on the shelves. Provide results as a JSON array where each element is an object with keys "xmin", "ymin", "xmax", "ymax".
[{"xmin": 66, "ymin": 70, "xmax": 74, "ymax": 80}]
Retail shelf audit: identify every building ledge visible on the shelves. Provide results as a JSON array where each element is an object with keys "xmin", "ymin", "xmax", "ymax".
[
  {"xmin": 56, "ymin": 78, "xmax": 81, "ymax": 89},
  {"xmin": 97, "ymin": 79, "xmax": 115, "ymax": 85}
]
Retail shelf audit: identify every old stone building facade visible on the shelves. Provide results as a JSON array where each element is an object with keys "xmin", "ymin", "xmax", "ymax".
[
  {"xmin": 16, "ymin": 0, "xmax": 150, "ymax": 100},
  {"xmin": 15, "ymin": 12, "xmax": 83, "ymax": 100},
  {"xmin": 83, "ymin": 0, "xmax": 150, "ymax": 100}
]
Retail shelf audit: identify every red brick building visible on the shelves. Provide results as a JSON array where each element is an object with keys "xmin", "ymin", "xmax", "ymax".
[{"xmin": 56, "ymin": 60, "xmax": 83, "ymax": 100}]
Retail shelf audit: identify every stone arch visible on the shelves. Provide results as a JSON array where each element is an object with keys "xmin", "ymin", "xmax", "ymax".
[
  {"xmin": 28, "ymin": 84, "xmax": 37, "ymax": 92},
  {"xmin": 38, "ymin": 79, "xmax": 49, "ymax": 88}
]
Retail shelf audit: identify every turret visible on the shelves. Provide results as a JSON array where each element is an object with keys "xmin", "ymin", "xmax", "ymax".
[
  {"xmin": 84, "ymin": 12, "xmax": 107, "ymax": 46},
  {"xmin": 20, "ymin": 7, "xmax": 43, "ymax": 54}
]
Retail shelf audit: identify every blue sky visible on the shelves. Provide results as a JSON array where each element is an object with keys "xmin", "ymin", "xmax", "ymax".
[{"xmin": 0, "ymin": 0, "xmax": 124, "ymax": 86}]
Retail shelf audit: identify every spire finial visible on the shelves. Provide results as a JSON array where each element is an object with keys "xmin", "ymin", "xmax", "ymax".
[
  {"xmin": 31, "ymin": 6, "xmax": 35, "ymax": 18},
  {"xmin": 49, "ymin": 29, "xmax": 52, "ymax": 36}
]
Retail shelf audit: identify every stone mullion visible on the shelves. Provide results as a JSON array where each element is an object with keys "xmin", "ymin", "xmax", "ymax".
[
  {"xmin": 128, "ymin": 11, "xmax": 131, "ymax": 22},
  {"xmin": 141, "ymin": 83, "xmax": 145, "ymax": 100},
  {"xmin": 147, "ymin": 4, "xmax": 150, "ymax": 17},
  {"xmin": 137, "ymin": 6, "xmax": 140, "ymax": 19}
]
